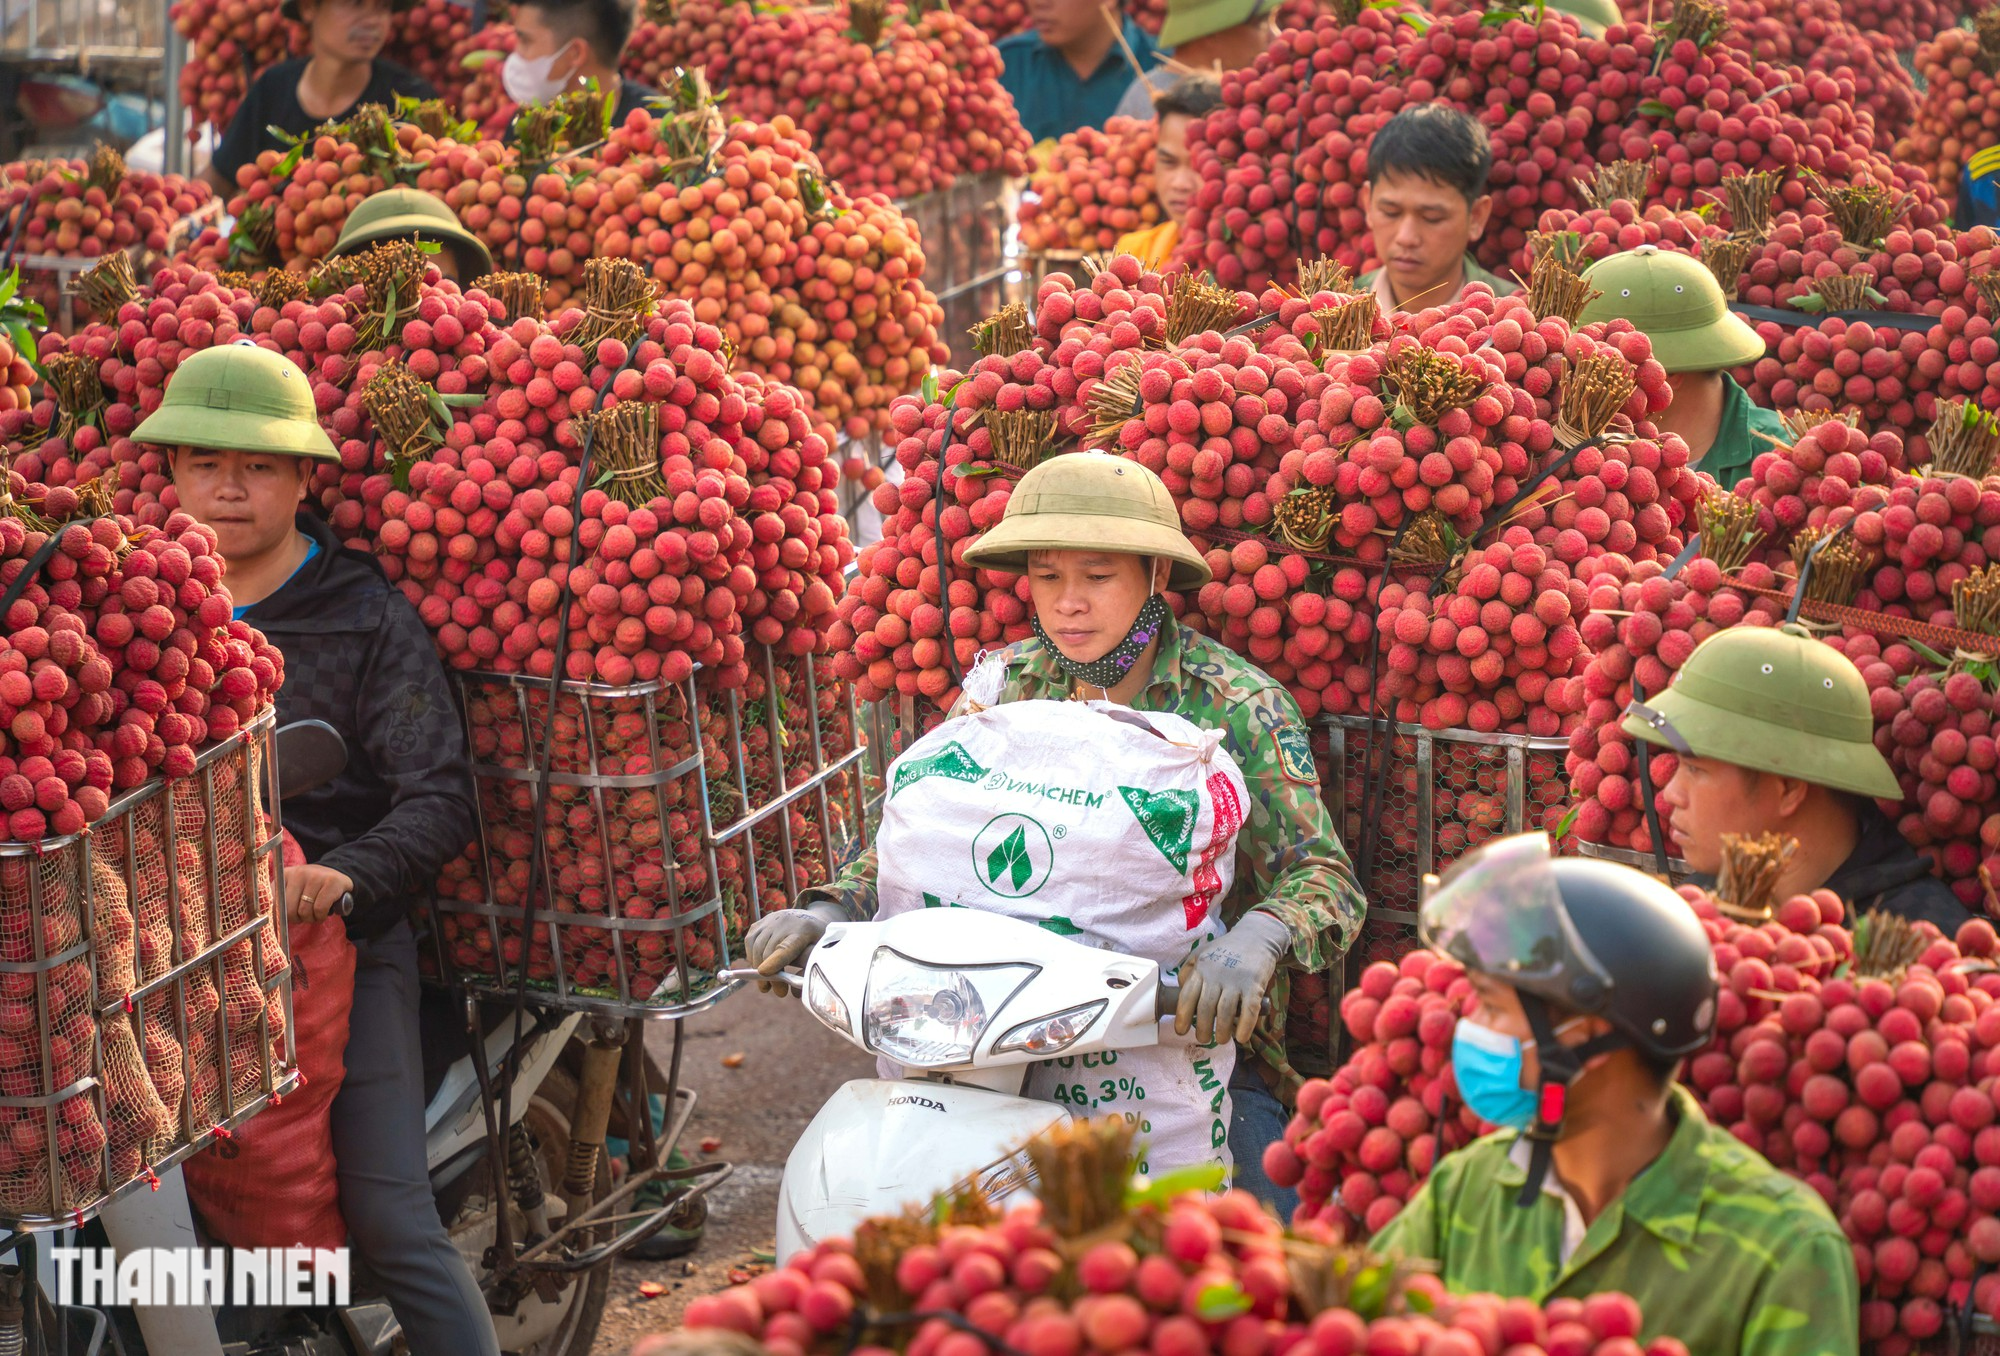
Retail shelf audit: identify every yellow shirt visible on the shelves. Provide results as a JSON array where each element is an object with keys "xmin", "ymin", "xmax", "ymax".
[{"xmin": 1114, "ymin": 220, "xmax": 1179, "ymax": 270}]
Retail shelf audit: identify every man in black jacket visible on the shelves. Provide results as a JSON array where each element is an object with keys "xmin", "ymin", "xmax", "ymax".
[
  {"xmin": 1624, "ymin": 624, "xmax": 1969, "ymax": 933},
  {"xmin": 134, "ymin": 344, "xmax": 497, "ymax": 1356}
]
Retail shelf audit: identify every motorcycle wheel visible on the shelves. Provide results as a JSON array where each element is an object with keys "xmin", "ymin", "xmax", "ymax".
[{"xmin": 442, "ymin": 1066, "xmax": 610, "ymax": 1356}]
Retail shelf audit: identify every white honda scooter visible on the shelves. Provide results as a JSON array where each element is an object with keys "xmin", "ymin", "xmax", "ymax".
[{"xmin": 731, "ymin": 909, "xmax": 1185, "ymax": 1260}]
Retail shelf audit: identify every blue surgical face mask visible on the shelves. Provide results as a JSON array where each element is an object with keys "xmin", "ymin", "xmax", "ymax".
[{"xmin": 1452, "ymin": 1017, "xmax": 1540, "ymax": 1129}]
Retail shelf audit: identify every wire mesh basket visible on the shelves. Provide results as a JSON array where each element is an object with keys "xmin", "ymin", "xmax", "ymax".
[
  {"xmin": 1951, "ymin": 1313, "xmax": 2000, "ymax": 1355},
  {"xmin": 1289, "ymin": 716, "xmax": 1569, "ymax": 1076},
  {"xmin": 701, "ymin": 647, "xmax": 869, "ymax": 951},
  {"xmin": 427, "ymin": 648, "xmax": 868, "ymax": 1018},
  {"xmin": 894, "ymin": 174, "xmax": 1016, "ymax": 300},
  {"xmin": 7, "ymin": 199, "xmax": 224, "ymax": 336},
  {"xmin": 0, "ymin": 708, "xmax": 294, "ymax": 1229},
  {"xmin": 1573, "ymin": 837, "xmax": 1696, "ymax": 885}
]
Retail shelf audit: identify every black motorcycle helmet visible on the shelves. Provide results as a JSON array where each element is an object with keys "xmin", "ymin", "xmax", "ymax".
[{"xmin": 1419, "ymin": 833, "xmax": 1719, "ymax": 1202}]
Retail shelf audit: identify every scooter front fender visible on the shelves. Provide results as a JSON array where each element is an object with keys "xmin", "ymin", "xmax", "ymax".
[{"xmin": 776, "ymin": 1080, "xmax": 1068, "ymax": 1263}]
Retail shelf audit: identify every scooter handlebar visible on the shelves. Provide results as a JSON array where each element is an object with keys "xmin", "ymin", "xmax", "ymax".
[{"xmin": 723, "ymin": 965, "xmax": 1177, "ymax": 1014}]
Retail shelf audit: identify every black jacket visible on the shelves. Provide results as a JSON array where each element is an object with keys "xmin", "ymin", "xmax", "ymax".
[
  {"xmin": 1824, "ymin": 806, "xmax": 1973, "ymax": 936},
  {"xmin": 244, "ymin": 513, "xmax": 475, "ymax": 941},
  {"xmin": 1682, "ymin": 806, "xmax": 1971, "ymax": 935}
]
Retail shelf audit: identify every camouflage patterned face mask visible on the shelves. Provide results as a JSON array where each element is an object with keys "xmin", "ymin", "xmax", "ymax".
[{"xmin": 1033, "ymin": 592, "xmax": 1170, "ymax": 692}]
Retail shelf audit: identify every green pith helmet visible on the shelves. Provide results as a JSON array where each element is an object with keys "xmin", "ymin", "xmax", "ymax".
[
  {"xmin": 1577, "ymin": 245, "xmax": 1764, "ymax": 373},
  {"xmin": 1621, "ymin": 623, "xmax": 1902, "ymax": 800},
  {"xmin": 330, "ymin": 186, "xmax": 494, "ymax": 278},
  {"xmin": 132, "ymin": 344, "xmax": 342, "ymax": 461},
  {"xmin": 281, "ymin": 0, "xmax": 412, "ymax": 23},
  {"xmin": 1160, "ymin": 0, "xmax": 1274, "ymax": 47},
  {"xmin": 1542, "ymin": 0, "xmax": 1623, "ymax": 36},
  {"xmin": 962, "ymin": 452, "xmax": 1212, "ymax": 589}
]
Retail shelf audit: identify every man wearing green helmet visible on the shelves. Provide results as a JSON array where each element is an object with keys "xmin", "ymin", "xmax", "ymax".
[
  {"xmin": 1110, "ymin": 0, "xmax": 1278, "ymax": 122},
  {"xmin": 329, "ymin": 185, "xmax": 495, "ymax": 283},
  {"xmin": 1371, "ymin": 832, "xmax": 1859, "ymax": 1356},
  {"xmin": 745, "ymin": 452, "xmax": 1367, "ymax": 1214},
  {"xmin": 133, "ymin": 344, "xmax": 497, "ymax": 1356},
  {"xmin": 1624, "ymin": 624, "xmax": 1969, "ymax": 931},
  {"xmin": 1578, "ymin": 244, "xmax": 1785, "ymax": 492}
]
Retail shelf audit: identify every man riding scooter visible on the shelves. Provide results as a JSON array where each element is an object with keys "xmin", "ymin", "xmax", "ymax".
[
  {"xmin": 746, "ymin": 453, "xmax": 1367, "ymax": 1213},
  {"xmin": 132, "ymin": 343, "xmax": 497, "ymax": 1356}
]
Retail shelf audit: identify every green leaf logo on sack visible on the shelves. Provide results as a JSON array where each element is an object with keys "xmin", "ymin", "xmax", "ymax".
[
  {"xmin": 891, "ymin": 742, "xmax": 987, "ymax": 798},
  {"xmin": 1182, "ymin": 771, "xmax": 1245, "ymax": 930},
  {"xmin": 971, "ymin": 814, "xmax": 1054, "ymax": 898},
  {"xmin": 1117, "ymin": 786, "xmax": 1198, "ymax": 874}
]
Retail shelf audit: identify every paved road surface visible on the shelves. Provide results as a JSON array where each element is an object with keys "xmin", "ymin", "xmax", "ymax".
[{"xmin": 591, "ymin": 986, "xmax": 875, "ymax": 1354}]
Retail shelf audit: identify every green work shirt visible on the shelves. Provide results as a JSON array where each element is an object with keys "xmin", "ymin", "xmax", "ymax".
[
  {"xmin": 1371, "ymin": 1086, "xmax": 1859, "ymax": 1356},
  {"xmin": 1696, "ymin": 374, "xmax": 1788, "ymax": 493},
  {"xmin": 1356, "ymin": 255, "xmax": 1521, "ymax": 311},
  {"xmin": 804, "ymin": 614, "xmax": 1366, "ymax": 1103},
  {"xmin": 997, "ymin": 18, "xmax": 1159, "ymax": 145}
]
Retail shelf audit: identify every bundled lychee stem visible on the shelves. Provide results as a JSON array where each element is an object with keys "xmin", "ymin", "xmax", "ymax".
[
  {"xmin": 1951, "ymin": 564, "xmax": 2000, "ymax": 637},
  {"xmin": 1699, "ymin": 236, "xmax": 1753, "ymax": 300},
  {"xmin": 1696, "ymin": 489, "xmax": 1764, "ymax": 572},
  {"xmin": 1573, "ymin": 159, "xmax": 1654, "ymax": 212},
  {"xmin": 1804, "ymin": 173, "xmax": 1907, "ymax": 252},
  {"xmin": 1084, "ymin": 359, "xmax": 1148, "ymax": 449},
  {"xmin": 1308, "ymin": 292, "xmax": 1380, "ymax": 356},
  {"xmin": 72, "ymin": 254, "xmax": 139, "ymax": 327},
  {"xmin": 984, "ymin": 409, "xmax": 1056, "ymax": 471},
  {"xmin": 970, "ymin": 303, "xmax": 1033, "ymax": 359},
  {"xmin": 359, "ymin": 360, "xmax": 445, "ymax": 482},
  {"xmin": 1553, "ymin": 354, "xmax": 1638, "ymax": 451},
  {"xmin": 584, "ymin": 398, "xmax": 667, "ymax": 506},
  {"xmin": 1657, "ymin": 0, "xmax": 1728, "ymax": 62},
  {"xmin": 1298, "ymin": 258, "xmax": 1356, "ymax": 297},
  {"xmin": 312, "ymin": 238, "xmax": 433, "ymax": 358},
  {"xmin": 1713, "ymin": 831, "xmax": 1795, "ymax": 919},
  {"xmin": 1528, "ymin": 258, "xmax": 1592, "ymax": 330},
  {"xmin": 1925, "ymin": 399, "xmax": 2000, "ymax": 480},
  {"xmin": 1386, "ymin": 510, "xmax": 1464, "ymax": 568},
  {"xmin": 1272, "ymin": 486, "xmax": 1338, "ymax": 552},
  {"xmin": 1382, "ymin": 347, "xmax": 1487, "ymax": 428},
  {"xmin": 254, "ymin": 270, "xmax": 309, "ymax": 311},
  {"xmin": 471, "ymin": 273, "xmax": 547, "ymax": 325},
  {"xmin": 35, "ymin": 353, "xmax": 106, "ymax": 448},
  {"xmin": 1807, "ymin": 273, "xmax": 1873, "ymax": 314},
  {"xmin": 1162, "ymin": 273, "xmax": 1248, "ymax": 348},
  {"xmin": 1021, "ymin": 1115, "xmax": 1138, "ymax": 1239},
  {"xmin": 1789, "ymin": 525, "xmax": 1869, "ymax": 608},
  {"xmin": 1722, "ymin": 171, "xmax": 1782, "ymax": 243},
  {"xmin": 569, "ymin": 257, "xmax": 659, "ymax": 351}
]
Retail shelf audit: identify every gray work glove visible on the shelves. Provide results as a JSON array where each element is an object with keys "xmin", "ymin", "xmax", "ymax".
[
  {"xmin": 1175, "ymin": 911, "xmax": 1292, "ymax": 1046},
  {"xmin": 743, "ymin": 902, "xmax": 846, "ymax": 994}
]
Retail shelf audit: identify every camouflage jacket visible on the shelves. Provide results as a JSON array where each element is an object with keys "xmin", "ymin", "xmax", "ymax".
[
  {"xmin": 1370, "ymin": 1086, "xmax": 1860, "ymax": 1356},
  {"xmin": 803, "ymin": 615, "xmax": 1367, "ymax": 1102}
]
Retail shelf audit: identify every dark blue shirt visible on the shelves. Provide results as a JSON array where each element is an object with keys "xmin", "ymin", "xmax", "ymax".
[
  {"xmin": 1962, "ymin": 144, "xmax": 2000, "ymax": 231},
  {"xmin": 997, "ymin": 18, "xmax": 1159, "ymax": 144}
]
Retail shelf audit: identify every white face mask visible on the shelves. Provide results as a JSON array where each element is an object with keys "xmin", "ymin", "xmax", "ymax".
[{"xmin": 501, "ymin": 47, "xmax": 576, "ymax": 106}]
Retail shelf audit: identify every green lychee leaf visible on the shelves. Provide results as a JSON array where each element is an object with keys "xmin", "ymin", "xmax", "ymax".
[
  {"xmin": 1125, "ymin": 1162, "xmax": 1227, "ymax": 1209},
  {"xmin": 1193, "ymin": 1282, "xmax": 1253, "ymax": 1321}
]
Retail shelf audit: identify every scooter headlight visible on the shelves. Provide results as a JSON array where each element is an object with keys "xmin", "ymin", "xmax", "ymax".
[
  {"xmin": 992, "ymin": 1000, "xmax": 1107, "ymax": 1057},
  {"xmin": 862, "ymin": 948, "xmax": 1038, "ymax": 1068},
  {"xmin": 806, "ymin": 966, "xmax": 850, "ymax": 1035}
]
